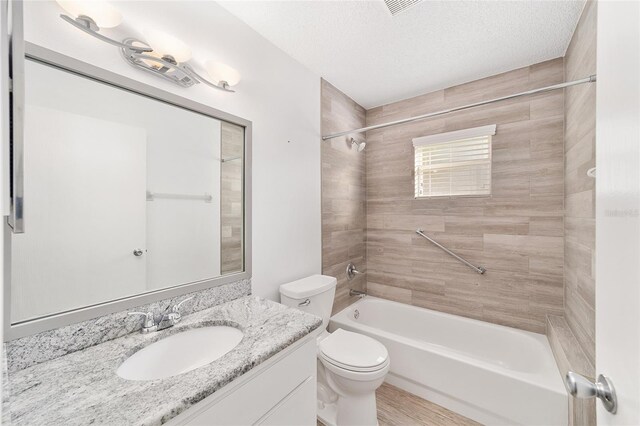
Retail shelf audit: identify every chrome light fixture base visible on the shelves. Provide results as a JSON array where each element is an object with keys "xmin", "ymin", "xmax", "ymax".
[
  {"xmin": 121, "ymin": 38, "xmax": 196, "ymax": 88},
  {"xmin": 59, "ymin": 15, "xmax": 236, "ymax": 92}
]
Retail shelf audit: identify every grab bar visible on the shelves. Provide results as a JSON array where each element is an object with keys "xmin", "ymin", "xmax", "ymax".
[{"xmin": 415, "ymin": 229, "xmax": 486, "ymax": 275}]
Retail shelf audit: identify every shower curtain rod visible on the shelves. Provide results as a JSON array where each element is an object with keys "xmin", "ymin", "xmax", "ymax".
[{"xmin": 321, "ymin": 74, "xmax": 597, "ymax": 141}]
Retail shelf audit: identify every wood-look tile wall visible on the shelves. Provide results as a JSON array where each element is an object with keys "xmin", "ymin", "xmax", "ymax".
[
  {"xmin": 562, "ymin": 1, "xmax": 597, "ymax": 424},
  {"xmin": 364, "ymin": 59, "xmax": 566, "ymax": 333},
  {"xmin": 321, "ymin": 79, "xmax": 367, "ymax": 314},
  {"xmin": 220, "ymin": 122, "xmax": 244, "ymax": 274},
  {"xmin": 547, "ymin": 315, "xmax": 596, "ymax": 425},
  {"xmin": 564, "ymin": 0, "xmax": 597, "ymax": 370}
]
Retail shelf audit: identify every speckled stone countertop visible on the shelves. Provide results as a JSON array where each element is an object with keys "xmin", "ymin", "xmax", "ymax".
[{"xmin": 5, "ymin": 296, "xmax": 322, "ymax": 426}]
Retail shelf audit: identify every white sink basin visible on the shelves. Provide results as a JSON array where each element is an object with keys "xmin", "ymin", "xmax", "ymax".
[{"xmin": 117, "ymin": 326, "xmax": 243, "ymax": 381}]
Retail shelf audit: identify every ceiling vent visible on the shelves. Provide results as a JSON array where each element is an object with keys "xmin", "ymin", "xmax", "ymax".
[{"xmin": 383, "ymin": 0, "xmax": 423, "ymax": 16}]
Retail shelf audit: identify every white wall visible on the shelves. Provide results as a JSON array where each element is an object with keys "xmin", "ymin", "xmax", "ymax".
[
  {"xmin": 23, "ymin": 1, "xmax": 322, "ymax": 302},
  {"xmin": 595, "ymin": 1, "xmax": 640, "ymax": 424}
]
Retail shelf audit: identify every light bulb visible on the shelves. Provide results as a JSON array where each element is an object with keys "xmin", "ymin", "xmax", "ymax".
[
  {"xmin": 132, "ymin": 42, "xmax": 164, "ymax": 68},
  {"xmin": 143, "ymin": 29, "xmax": 192, "ymax": 63},
  {"xmin": 56, "ymin": 0, "xmax": 122, "ymax": 28},
  {"xmin": 205, "ymin": 61, "xmax": 241, "ymax": 87}
]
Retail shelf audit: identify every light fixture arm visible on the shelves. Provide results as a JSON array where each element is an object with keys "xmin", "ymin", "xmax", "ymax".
[
  {"xmin": 180, "ymin": 64, "xmax": 235, "ymax": 93},
  {"xmin": 58, "ymin": 13, "xmax": 238, "ymax": 92},
  {"xmin": 60, "ymin": 14, "xmax": 152, "ymax": 52}
]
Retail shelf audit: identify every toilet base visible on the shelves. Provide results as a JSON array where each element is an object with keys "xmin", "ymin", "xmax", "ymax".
[
  {"xmin": 317, "ymin": 400, "xmax": 380, "ymax": 426},
  {"xmin": 316, "ymin": 348, "xmax": 387, "ymax": 426},
  {"xmin": 317, "ymin": 400, "xmax": 337, "ymax": 426}
]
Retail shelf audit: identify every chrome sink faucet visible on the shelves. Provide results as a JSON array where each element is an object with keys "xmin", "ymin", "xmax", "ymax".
[
  {"xmin": 128, "ymin": 296, "xmax": 194, "ymax": 333},
  {"xmin": 157, "ymin": 296, "xmax": 194, "ymax": 330}
]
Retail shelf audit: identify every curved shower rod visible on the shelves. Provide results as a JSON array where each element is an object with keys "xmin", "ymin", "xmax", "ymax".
[{"xmin": 321, "ymin": 75, "xmax": 597, "ymax": 141}]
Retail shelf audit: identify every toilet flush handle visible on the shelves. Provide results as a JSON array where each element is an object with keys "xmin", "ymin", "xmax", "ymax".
[{"xmin": 299, "ymin": 299, "xmax": 311, "ymax": 307}]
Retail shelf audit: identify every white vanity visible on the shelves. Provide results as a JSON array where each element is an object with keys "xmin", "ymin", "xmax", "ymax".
[
  {"xmin": 166, "ymin": 332, "xmax": 318, "ymax": 426},
  {"xmin": 4, "ymin": 296, "xmax": 322, "ymax": 425}
]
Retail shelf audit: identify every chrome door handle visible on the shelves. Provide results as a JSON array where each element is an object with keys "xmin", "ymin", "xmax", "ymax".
[
  {"xmin": 133, "ymin": 249, "xmax": 144, "ymax": 257},
  {"xmin": 565, "ymin": 372, "xmax": 617, "ymax": 413},
  {"xmin": 298, "ymin": 299, "xmax": 311, "ymax": 307}
]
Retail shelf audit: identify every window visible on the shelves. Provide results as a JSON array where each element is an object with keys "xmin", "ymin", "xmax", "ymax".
[{"xmin": 413, "ymin": 124, "xmax": 495, "ymax": 198}]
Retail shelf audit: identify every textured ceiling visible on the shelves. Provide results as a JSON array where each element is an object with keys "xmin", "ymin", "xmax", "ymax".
[{"xmin": 219, "ymin": 0, "xmax": 585, "ymax": 108}]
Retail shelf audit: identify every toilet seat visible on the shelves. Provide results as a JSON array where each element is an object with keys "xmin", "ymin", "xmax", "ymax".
[{"xmin": 319, "ymin": 328, "xmax": 389, "ymax": 373}]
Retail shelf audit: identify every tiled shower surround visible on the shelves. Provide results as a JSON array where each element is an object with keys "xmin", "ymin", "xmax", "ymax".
[
  {"xmin": 322, "ymin": 59, "xmax": 568, "ymax": 333},
  {"xmin": 321, "ymin": 79, "xmax": 367, "ymax": 314},
  {"xmin": 551, "ymin": 0, "xmax": 598, "ymax": 424},
  {"xmin": 563, "ymin": 0, "xmax": 597, "ymax": 371},
  {"xmin": 364, "ymin": 58, "xmax": 566, "ymax": 333},
  {"xmin": 320, "ymin": 3, "xmax": 597, "ymax": 424}
]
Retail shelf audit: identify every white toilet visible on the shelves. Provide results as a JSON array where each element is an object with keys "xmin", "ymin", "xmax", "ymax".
[{"xmin": 279, "ymin": 275, "xmax": 390, "ymax": 426}]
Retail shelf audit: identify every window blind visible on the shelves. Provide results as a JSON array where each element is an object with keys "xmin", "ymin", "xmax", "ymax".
[{"xmin": 413, "ymin": 125, "xmax": 495, "ymax": 198}]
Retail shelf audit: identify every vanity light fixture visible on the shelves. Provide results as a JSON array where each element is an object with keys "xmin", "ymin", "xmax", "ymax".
[
  {"xmin": 56, "ymin": 0, "xmax": 241, "ymax": 92},
  {"xmin": 142, "ymin": 28, "xmax": 192, "ymax": 63},
  {"xmin": 57, "ymin": 0, "xmax": 123, "ymax": 29},
  {"xmin": 205, "ymin": 60, "xmax": 242, "ymax": 89}
]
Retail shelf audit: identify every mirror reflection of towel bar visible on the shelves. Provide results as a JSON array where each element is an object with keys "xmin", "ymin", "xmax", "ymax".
[
  {"xmin": 146, "ymin": 191, "xmax": 213, "ymax": 203},
  {"xmin": 221, "ymin": 156, "xmax": 242, "ymax": 163}
]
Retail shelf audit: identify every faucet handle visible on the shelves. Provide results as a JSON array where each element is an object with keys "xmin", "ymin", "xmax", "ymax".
[
  {"xmin": 346, "ymin": 263, "xmax": 362, "ymax": 281},
  {"xmin": 172, "ymin": 296, "xmax": 194, "ymax": 313},
  {"xmin": 128, "ymin": 311, "xmax": 155, "ymax": 329},
  {"xmin": 167, "ymin": 296, "xmax": 194, "ymax": 325}
]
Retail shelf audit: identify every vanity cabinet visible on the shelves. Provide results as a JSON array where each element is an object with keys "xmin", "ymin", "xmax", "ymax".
[{"xmin": 165, "ymin": 333, "xmax": 318, "ymax": 426}]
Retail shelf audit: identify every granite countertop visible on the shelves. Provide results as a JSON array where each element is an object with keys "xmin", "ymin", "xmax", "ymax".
[{"xmin": 5, "ymin": 296, "xmax": 323, "ymax": 426}]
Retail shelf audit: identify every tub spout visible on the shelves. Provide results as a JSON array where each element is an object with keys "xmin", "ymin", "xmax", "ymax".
[{"xmin": 349, "ymin": 289, "xmax": 366, "ymax": 298}]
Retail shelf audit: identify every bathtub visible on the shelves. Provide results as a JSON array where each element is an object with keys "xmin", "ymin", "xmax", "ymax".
[{"xmin": 329, "ymin": 296, "xmax": 567, "ymax": 425}]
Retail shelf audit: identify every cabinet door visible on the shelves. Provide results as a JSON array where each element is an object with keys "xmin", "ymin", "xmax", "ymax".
[
  {"xmin": 258, "ymin": 377, "xmax": 317, "ymax": 426},
  {"xmin": 172, "ymin": 338, "xmax": 317, "ymax": 426}
]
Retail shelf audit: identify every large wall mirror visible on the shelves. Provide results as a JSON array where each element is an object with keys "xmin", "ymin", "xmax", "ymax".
[{"xmin": 5, "ymin": 44, "xmax": 251, "ymax": 338}]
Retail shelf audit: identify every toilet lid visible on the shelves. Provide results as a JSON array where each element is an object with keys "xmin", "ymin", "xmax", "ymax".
[{"xmin": 319, "ymin": 329, "xmax": 388, "ymax": 372}]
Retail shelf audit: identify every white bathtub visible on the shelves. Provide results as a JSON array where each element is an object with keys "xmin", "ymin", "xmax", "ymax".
[{"xmin": 329, "ymin": 296, "xmax": 567, "ymax": 425}]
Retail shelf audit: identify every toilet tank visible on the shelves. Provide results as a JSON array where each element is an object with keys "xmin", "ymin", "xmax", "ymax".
[{"xmin": 279, "ymin": 275, "xmax": 337, "ymax": 329}]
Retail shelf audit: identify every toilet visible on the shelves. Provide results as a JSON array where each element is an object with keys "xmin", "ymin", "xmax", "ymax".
[{"xmin": 279, "ymin": 275, "xmax": 390, "ymax": 426}]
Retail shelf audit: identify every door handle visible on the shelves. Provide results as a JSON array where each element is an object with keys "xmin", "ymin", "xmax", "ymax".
[
  {"xmin": 565, "ymin": 371, "xmax": 617, "ymax": 413},
  {"xmin": 133, "ymin": 249, "xmax": 144, "ymax": 257}
]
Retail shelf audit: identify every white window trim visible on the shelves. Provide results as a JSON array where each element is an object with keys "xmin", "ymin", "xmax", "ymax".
[
  {"xmin": 412, "ymin": 124, "xmax": 496, "ymax": 147},
  {"xmin": 413, "ymin": 124, "xmax": 496, "ymax": 199}
]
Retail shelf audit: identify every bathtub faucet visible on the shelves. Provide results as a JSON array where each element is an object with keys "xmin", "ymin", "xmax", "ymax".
[
  {"xmin": 349, "ymin": 289, "xmax": 366, "ymax": 298},
  {"xmin": 346, "ymin": 263, "xmax": 363, "ymax": 281}
]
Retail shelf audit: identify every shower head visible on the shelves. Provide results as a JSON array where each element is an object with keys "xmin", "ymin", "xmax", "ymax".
[{"xmin": 350, "ymin": 138, "xmax": 366, "ymax": 152}]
